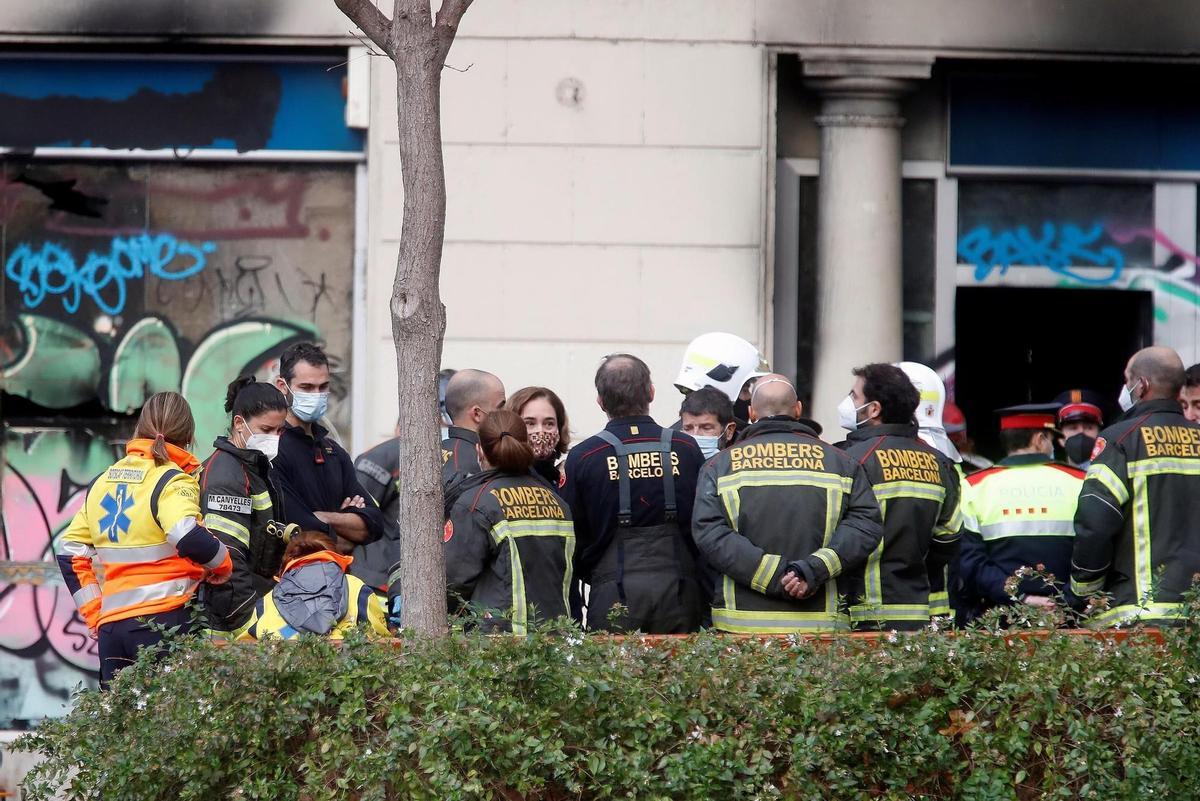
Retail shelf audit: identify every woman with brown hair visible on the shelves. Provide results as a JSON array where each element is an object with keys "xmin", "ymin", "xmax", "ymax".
[
  {"xmin": 239, "ymin": 531, "xmax": 390, "ymax": 640},
  {"xmin": 57, "ymin": 391, "xmax": 233, "ymax": 687},
  {"xmin": 506, "ymin": 386, "xmax": 571, "ymax": 488},
  {"xmin": 443, "ymin": 409, "xmax": 575, "ymax": 633}
]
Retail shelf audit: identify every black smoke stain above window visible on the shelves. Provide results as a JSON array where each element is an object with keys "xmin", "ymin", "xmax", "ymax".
[{"xmin": 0, "ymin": 64, "xmax": 283, "ymax": 153}]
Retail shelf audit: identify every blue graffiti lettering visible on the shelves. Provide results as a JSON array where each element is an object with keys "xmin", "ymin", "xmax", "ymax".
[
  {"xmin": 957, "ymin": 222, "xmax": 1124, "ymax": 286},
  {"xmin": 5, "ymin": 233, "xmax": 216, "ymax": 315}
]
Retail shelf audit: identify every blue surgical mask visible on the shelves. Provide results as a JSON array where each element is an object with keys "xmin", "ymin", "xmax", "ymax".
[
  {"xmin": 289, "ymin": 387, "xmax": 329, "ymax": 423},
  {"xmin": 693, "ymin": 434, "xmax": 721, "ymax": 460}
]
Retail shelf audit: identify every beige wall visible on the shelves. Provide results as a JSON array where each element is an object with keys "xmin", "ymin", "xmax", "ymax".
[{"xmin": 363, "ymin": 1, "xmax": 771, "ymax": 445}]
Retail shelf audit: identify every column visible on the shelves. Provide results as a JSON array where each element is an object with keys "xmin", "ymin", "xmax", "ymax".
[{"xmin": 803, "ymin": 54, "xmax": 932, "ymax": 435}]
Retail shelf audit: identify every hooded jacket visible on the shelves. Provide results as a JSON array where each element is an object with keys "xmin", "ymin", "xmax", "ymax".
[
  {"xmin": 691, "ymin": 417, "xmax": 883, "ymax": 633},
  {"xmin": 242, "ymin": 550, "xmax": 390, "ymax": 639}
]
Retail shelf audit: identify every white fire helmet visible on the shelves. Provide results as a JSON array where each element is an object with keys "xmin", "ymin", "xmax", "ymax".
[
  {"xmin": 894, "ymin": 361, "xmax": 962, "ymax": 463},
  {"xmin": 674, "ymin": 332, "xmax": 770, "ymax": 403}
]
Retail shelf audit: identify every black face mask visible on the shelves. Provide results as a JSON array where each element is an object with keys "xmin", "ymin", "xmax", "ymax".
[{"xmin": 1064, "ymin": 433, "xmax": 1097, "ymax": 465}]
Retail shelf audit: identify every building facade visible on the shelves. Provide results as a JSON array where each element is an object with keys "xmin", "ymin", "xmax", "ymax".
[{"xmin": 2, "ymin": 0, "xmax": 1199, "ymax": 724}]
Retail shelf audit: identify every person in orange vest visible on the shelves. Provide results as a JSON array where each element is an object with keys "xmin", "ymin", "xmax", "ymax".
[{"xmin": 57, "ymin": 391, "xmax": 233, "ymax": 687}]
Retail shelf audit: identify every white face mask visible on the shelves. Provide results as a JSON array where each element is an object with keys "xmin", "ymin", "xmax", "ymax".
[
  {"xmin": 289, "ymin": 387, "xmax": 329, "ymax": 423},
  {"xmin": 1118, "ymin": 379, "xmax": 1140, "ymax": 413},
  {"xmin": 693, "ymin": 434, "xmax": 721, "ymax": 460},
  {"xmin": 837, "ymin": 395, "xmax": 872, "ymax": 432},
  {"xmin": 240, "ymin": 423, "xmax": 280, "ymax": 462}
]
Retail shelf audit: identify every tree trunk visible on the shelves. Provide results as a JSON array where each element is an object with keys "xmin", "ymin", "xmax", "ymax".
[{"xmin": 333, "ymin": 0, "xmax": 473, "ymax": 635}]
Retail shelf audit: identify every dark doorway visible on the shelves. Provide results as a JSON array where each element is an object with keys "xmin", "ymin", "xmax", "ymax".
[{"xmin": 955, "ymin": 286, "xmax": 1154, "ymax": 461}]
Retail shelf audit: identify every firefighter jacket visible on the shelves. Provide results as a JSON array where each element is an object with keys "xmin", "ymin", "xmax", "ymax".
[
  {"xmin": 841, "ymin": 424, "xmax": 963, "ymax": 630},
  {"xmin": 353, "ymin": 436, "xmax": 402, "ymax": 591},
  {"xmin": 445, "ymin": 469, "xmax": 575, "ymax": 634},
  {"xmin": 442, "ymin": 426, "xmax": 482, "ymax": 487},
  {"xmin": 561, "ymin": 417, "xmax": 707, "ymax": 633},
  {"xmin": 240, "ymin": 550, "xmax": 390, "ymax": 639},
  {"xmin": 196, "ymin": 437, "xmax": 286, "ymax": 635},
  {"xmin": 1071, "ymin": 399, "xmax": 1200, "ymax": 627},
  {"xmin": 691, "ymin": 417, "xmax": 883, "ymax": 634},
  {"xmin": 958, "ymin": 454, "xmax": 1084, "ymax": 616},
  {"xmin": 57, "ymin": 439, "xmax": 233, "ymax": 630}
]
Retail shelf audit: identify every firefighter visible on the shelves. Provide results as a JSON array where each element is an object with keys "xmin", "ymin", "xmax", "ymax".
[
  {"xmin": 693, "ymin": 374, "xmax": 882, "ymax": 633},
  {"xmin": 1071, "ymin": 346, "xmax": 1200, "ymax": 627},
  {"xmin": 441, "ymin": 368, "xmax": 506, "ymax": 487},
  {"xmin": 198, "ymin": 376, "xmax": 295, "ymax": 637},
  {"xmin": 443, "ymin": 409, "xmax": 575, "ymax": 633},
  {"xmin": 562, "ymin": 354, "xmax": 707, "ymax": 633},
  {"xmin": 838, "ymin": 364, "xmax": 962, "ymax": 631},
  {"xmin": 673, "ymin": 332, "xmax": 770, "ymax": 431},
  {"xmin": 956, "ymin": 403, "xmax": 1084, "ymax": 625},
  {"xmin": 240, "ymin": 532, "xmax": 391, "ymax": 640},
  {"xmin": 57, "ymin": 392, "xmax": 232, "ymax": 687},
  {"xmin": 353, "ymin": 421, "xmax": 404, "ymax": 592}
]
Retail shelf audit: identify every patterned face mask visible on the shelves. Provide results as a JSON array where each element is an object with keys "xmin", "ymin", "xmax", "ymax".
[{"xmin": 528, "ymin": 430, "xmax": 559, "ymax": 460}]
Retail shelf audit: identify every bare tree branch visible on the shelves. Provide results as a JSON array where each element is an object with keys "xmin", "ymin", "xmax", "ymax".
[
  {"xmin": 435, "ymin": 0, "xmax": 474, "ymax": 29},
  {"xmin": 334, "ymin": 0, "xmax": 394, "ymax": 55}
]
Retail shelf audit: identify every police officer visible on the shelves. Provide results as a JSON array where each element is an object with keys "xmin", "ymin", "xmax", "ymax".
[
  {"xmin": 1053, "ymin": 390, "xmax": 1105, "ymax": 468},
  {"xmin": 693, "ymin": 374, "xmax": 882, "ymax": 633},
  {"xmin": 441, "ymin": 369, "xmax": 506, "ymax": 486},
  {"xmin": 837, "ymin": 364, "xmax": 962, "ymax": 631},
  {"xmin": 561, "ymin": 353, "xmax": 707, "ymax": 633},
  {"xmin": 199, "ymin": 377, "xmax": 294, "ymax": 637},
  {"xmin": 956, "ymin": 403, "xmax": 1085, "ymax": 624},
  {"xmin": 1071, "ymin": 346, "xmax": 1200, "ymax": 627},
  {"xmin": 57, "ymin": 392, "xmax": 232, "ymax": 687}
]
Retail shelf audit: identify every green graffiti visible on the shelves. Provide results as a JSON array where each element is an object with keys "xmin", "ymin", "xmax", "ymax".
[
  {"xmin": 107, "ymin": 317, "xmax": 182, "ymax": 414},
  {"xmin": 181, "ymin": 319, "xmax": 318, "ymax": 459},
  {"xmin": 1, "ymin": 315, "xmax": 101, "ymax": 408}
]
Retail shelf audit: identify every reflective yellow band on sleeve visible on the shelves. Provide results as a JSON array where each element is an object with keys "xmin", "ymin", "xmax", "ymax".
[
  {"xmin": 750, "ymin": 554, "xmax": 781, "ymax": 594},
  {"xmin": 250, "ymin": 491, "xmax": 273, "ymax": 511},
  {"xmin": 929, "ymin": 591, "xmax": 950, "ymax": 617},
  {"xmin": 1089, "ymin": 602, "xmax": 1184, "ymax": 628},
  {"xmin": 204, "ymin": 514, "xmax": 250, "ymax": 547},
  {"xmin": 1085, "ymin": 463, "xmax": 1130, "ymax": 506},
  {"xmin": 1070, "ymin": 576, "xmax": 1105, "ymax": 597},
  {"xmin": 812, "ymin": 547, "xmax": 842, "ymax": 579}
]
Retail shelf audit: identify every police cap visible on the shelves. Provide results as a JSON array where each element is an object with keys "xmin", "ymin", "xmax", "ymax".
[
  {"xmin": 1053, "ymin": 388, "xmax": 1104, "ymax": 427},
  {"xmin": 995, "ymin": 402, "xmax": 1061, "ymax": 432}
]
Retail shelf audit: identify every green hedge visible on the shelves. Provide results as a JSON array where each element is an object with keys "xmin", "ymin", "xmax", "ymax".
[{"xmin": 18, "ymin": 616, "xmax": 1200, "ymax": 801}]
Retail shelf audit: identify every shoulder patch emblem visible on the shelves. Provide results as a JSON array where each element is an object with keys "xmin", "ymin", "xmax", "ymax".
[
  {"xmin": 206, "ymin": 494, "xmax": 252, "ymax": 514},
  {"xmin": 443, "ymin": 519, "xmax": 454, "ymax": 543},
  {"xmin": 442, "ymin": 449, "xmax": 452, "ymax": 464},
  {"xmin": 558, "ymin": 470, "xmax": 567, "ymax": 489},
  {"xmin": 1090, "ymin": 437, "xmax": 1107, "ymax": 461}
]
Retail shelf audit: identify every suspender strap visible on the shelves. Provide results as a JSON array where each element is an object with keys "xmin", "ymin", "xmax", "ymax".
[
  {"xmin": 659, "ymin": 428, "xmax": 677, "ymax": 523},
  {"xmin": 150, "ymin": 469, "xmax": 184, "ymax": 526},
  {"xmin": 597, "ymin": 429, "xmax": 679, "ymax": 526},
  {"xmin": 596, "ymin": 431, "xmax": 633, "ymax": 526}
]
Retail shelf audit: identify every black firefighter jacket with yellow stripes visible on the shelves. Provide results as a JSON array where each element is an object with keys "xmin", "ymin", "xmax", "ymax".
[
  {"xmin": 841, "ymin": 424, "xmax": 963, "ymax": 630},
  {"xmin": 444, "ymin": 469, "xmax": 575, "ymax": 634},
  {"xmin": 691, "ymin": 417, "xmax": 883, "ymax": 633},
  {"xmin": 197, "ymin": 437, "xmax": 285, "ymax": 633},
  {"xmin": 1071, "ymin": 399, "xmax": 1200, "ymax": 627}
]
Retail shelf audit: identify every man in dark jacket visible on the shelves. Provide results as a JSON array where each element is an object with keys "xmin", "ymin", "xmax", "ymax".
[
  {"xmin": 838, "ymin": 364, "xmax": 962, "ymax": 630},
  {"xmin": 561, "ymin": 354, "xmax": 707, "ymax": 633},
  {"xmin": 441, "ymin": 369, "xmax": 506, "ymax": 486},
  {"xmin": 693, "ymin": 374, "xmax": 883, "ymax": 633},
  {"xmin": 271, "ymin": 342, "xmax": 385, "ymax": 553},
  {"xmin": 1071, "ymin": 346, "xmax": 1200, "ymax": 627}
]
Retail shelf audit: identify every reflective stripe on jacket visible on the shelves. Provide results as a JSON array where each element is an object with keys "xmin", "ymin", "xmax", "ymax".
[{"xmin": 241, "ymin": 552, "xmax": 390, "ymax": 639}]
